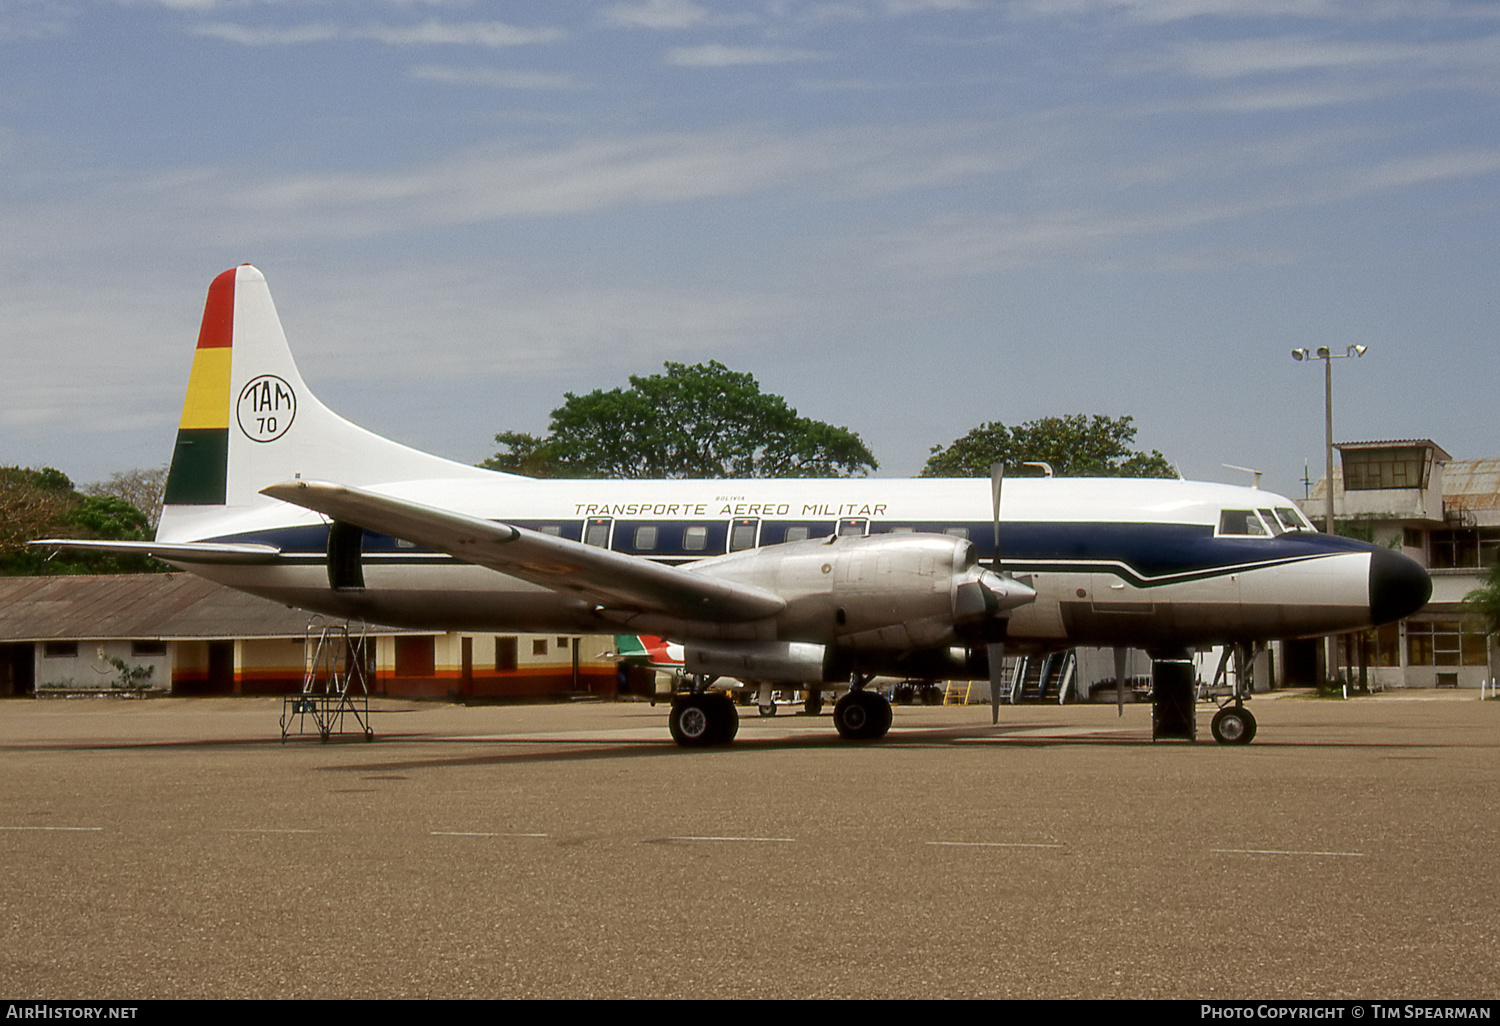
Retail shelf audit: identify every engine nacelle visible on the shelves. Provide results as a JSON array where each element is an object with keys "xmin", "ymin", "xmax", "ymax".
[
  {"xmin": 684, "ymin": 640, "xmax": 831, "ymax": 682},
  {"xmin": 686, "ymin": 532, "xmax": 1033, "ymax": 650}
]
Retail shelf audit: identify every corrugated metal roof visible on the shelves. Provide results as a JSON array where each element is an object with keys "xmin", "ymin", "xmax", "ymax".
[
  {"xmin": 1441, "ymin": 458, "xmax": 1500, "ymax": 512},
  {"xmin": 0, "ymin": 574, "xmax": 404, "ymax": 643},
  {"xmin": 1336, "ymin": 439, "xmax": 1453, "ymax": 462}
]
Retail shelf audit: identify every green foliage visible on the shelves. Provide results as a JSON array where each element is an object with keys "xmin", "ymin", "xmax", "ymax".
[
  {"xmin": 103, "ymin": 655, "xmax": 155, "ymax": 691},
  {"xmin": 483, "ymin": 361, "xmax": 878, "ymax": 479},
  {"xmin": 0, "ymin": 466, "xmax": 163, "ymax": 576},
  {"xmin": 921, "ymin": 414, "xmax": 1176, "ymax": 479},
  {"xmin": 1463, "ymin": 562, "xmax": 1500, "ymax": 638}
]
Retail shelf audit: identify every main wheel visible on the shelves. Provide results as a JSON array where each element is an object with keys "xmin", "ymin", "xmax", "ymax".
[
  {"xmin": 758, "ymin": 703, "xmax": 777, "ymax": 717},
  {"xmin": 711, "ymin": 694, "xmax": 739, "ymax": 744},
  {"xmin": 1211, "ymin": 706, "xmax": 1257, "ymax": 745},
  {"xmin": 833, "ymin": 690, "xmax": 893, "ymax": 741},
  {"xmin": 670, "ymin": 694, "xmax": 716, "ymax": 747},
  {"xmin": 669, "ymin": 693, "xmax": 738, "ymax": 747}
]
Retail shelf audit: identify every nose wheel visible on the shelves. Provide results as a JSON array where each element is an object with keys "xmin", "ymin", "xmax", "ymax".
[{"xmin": 1210, "ymin": 704, "xmax": 1256, "ymax": 745}]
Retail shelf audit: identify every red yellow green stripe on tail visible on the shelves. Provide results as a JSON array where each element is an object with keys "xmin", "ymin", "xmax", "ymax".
[{"xmin": 162, "ymin": 267, "xmax": 236, "ymax": 505}]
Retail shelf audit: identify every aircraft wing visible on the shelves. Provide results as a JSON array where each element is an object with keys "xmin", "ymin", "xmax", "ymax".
[
  {"xmin": 30, "ymin": 538, "xmax": 282, "ymax": 564},
  {"xmin": 261, "ymin": 480, "xmax": 787, "ymax": 623}
]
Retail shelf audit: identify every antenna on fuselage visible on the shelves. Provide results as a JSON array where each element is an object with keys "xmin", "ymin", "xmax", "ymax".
[{"xmin": 1223, "ymin": 464, "xmax": 1264, "ymax": 489}]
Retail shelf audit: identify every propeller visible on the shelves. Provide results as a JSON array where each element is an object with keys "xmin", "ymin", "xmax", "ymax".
[{"xmin": 988, "ymin": 462, "xmax": 1007, "ymax": 725}]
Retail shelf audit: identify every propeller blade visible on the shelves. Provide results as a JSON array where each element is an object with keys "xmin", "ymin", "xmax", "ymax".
[
  {"xmin": 989, "ymin": 462, "xmax": 1005, "ymax": 568},
  {"xmin": 1114, "ymin": 646, "xmax": 1128, "ymax": 718},
  {"xmin": 988, "ymin": 640, "xmax": 1007, "ymax": 725}
]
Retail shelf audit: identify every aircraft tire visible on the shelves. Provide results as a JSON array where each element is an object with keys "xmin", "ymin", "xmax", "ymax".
[
  {"xmin": 669, "ymin": 695, "xmax": 718, "ymax": 747},
  {"xmin": 833, "ymin": 690, "xmax": 892, "ymax": 741},
  {"xmin": 758, "ymin": 703, "xmax": 777, "ymax": 717},
  {"xmin": 1210, "ymin": 706, "xmax": 1256, "ymax": 745},
  {"xmin": 714, "ymin": 695, "xmax": 739, "ymax": 744}
]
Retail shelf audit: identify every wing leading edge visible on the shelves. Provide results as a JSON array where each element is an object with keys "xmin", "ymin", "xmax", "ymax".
[{"xmin": 260, "ymin": 480, "xmax": 787, "ymax": 623}]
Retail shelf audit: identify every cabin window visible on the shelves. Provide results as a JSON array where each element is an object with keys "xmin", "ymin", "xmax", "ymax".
[
  {"xmin": 539, "ymin": 525, "xmax": 562, "ymax": 537},
  {"xmin": 729, "ymin": 520, "xmax": 758, "ymax": 552},
  {"xmin": 683, "ymin": 526, "xmax": 708, "ymax": 551},
  {"xmin": 944, "ymin": 527, "xmax": 969, "ymax": 540},
  {"xmin": 633, "ymin": 526, "xmax": 658, "ymax": 550},
  {"xmin": 784, "ymin": 526, "xmax": 810, "ymax": 543},
  {"xmin": 837, "ymin": 519, "xmax": 866, "ymax": 537},
  {"xmin": 1218, "ymin": 510, "xmax": 1269, "ymax": 537},
  {"xmin": 584, "ymin": 519, "xmax": 610, "ymax": 548},
  {"xmin": 495, "ymin": 636, "xmax": 518, "ymax": 672}
]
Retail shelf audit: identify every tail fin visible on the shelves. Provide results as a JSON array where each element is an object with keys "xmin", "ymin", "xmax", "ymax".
[{"xmin": 160, "ymin": 265, "xmax": 491, "ymax": 536}]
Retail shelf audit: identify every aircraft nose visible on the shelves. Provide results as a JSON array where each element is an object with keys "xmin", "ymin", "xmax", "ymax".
[{"xmin": 1369, "ymin": 546, "xmax": 1432, "ymax": 625}]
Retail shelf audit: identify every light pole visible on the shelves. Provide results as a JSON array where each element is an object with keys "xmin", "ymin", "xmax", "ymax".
[
  {"xmin": 1291, "ymin": 344, "xmax": 1367, "ymax": 533},
  {"xmin": 1291, "ymin": 343, "xmax": 1367, "ymax": 690}
]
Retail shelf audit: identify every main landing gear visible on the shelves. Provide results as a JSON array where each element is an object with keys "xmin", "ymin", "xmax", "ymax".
[
  {"xmin": 832, "ymin": 677, "xmax": 893, "ymax": 741},
  {"xmin": 668, "ymin": 679, "xmax": 739, "ymax": 747}
]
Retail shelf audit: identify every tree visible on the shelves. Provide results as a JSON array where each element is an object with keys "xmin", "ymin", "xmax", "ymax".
[
  {"xmin": 921, "ymin": 414, "xmax": 1176, "ymax": 479},
  {"xmin": 483, "ymin": 361, "xmax": 878, "ymax": 479},
  {"xmin": 0, "ymin": 466, "xmax": 161, "ymax": 576},
  {"xmin": 1463, "ymin": 562, "xmax": 1500, "ymax": 639},
  {"xmin": 86, "ymin": 466, "xmax": 168, "ymax": 529}
]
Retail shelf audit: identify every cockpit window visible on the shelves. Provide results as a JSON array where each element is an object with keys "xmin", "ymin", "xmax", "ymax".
[
  {"xmin": 1274, "ymin": 507, "xmax": 1314, "ymax": 533},
  {"xmin": 1257, "ymin": 509, "xmax": 1286, "ymax": 536},
  {"xmin": 1219, "ymin": 509, "xmax": 1270, "ymax": 537}
]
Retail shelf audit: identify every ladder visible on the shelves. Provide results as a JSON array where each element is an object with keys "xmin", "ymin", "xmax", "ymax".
[{"xmin": 281, "ymin": 618, "xmax": 374, "ymax": 742}]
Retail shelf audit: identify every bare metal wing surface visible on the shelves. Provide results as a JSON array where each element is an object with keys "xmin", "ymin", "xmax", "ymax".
[{"xmin": 259, "ymin": 479, "xmax": 786, "ymax": 623}]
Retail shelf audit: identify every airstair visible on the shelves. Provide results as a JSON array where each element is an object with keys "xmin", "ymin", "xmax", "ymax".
[
  {"xmin": 280, "ymin": 618, "xmax": 374, "ymax": 742},
  {"xmin": 1009, "ymin": 650, "xmax": 1078, "ymax": 704}
]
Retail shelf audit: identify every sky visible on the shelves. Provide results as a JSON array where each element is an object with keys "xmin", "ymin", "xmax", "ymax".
[{"xmin": 2, "ymin": 0, "xmax": 1496, "ymax": 500}]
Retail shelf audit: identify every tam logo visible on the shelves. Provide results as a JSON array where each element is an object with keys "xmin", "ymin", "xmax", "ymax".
[{"xmin": 237, "ymin": 374, "xmax": 296, "ymax": 442}]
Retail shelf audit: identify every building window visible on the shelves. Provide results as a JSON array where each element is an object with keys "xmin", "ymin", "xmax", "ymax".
[
  {"xmin": 1430, "ymin": 528, "xmax": 1500, "ymax": 569},
  {"xmin": 495, "ymin": 636, "xmax": 517, "ymax": 672},
  {"xmin": 43, "ymin": 641, "xmax": 77, "ymax": 659},
  {"xmin": 1337, "ymin": 623, "xmax": 1401, "ymax": 669},
  {"xmin": 1341, "ymin": 447, "xmax": 1427, "ymax": 491},
  {"xmin": 532, "ymin": 639, "xmax": 547, "ymax": 657},
  {"xmin": 394, "ymin": 636, "xmax": 435, "ymax": 677},
  {"xmin": 131, "ymin": 641, "xmax": 167, "ymax": 657},
  {"xmin": 1406, "ymin": 619, "xmax": 1488, "ymax": 667}
]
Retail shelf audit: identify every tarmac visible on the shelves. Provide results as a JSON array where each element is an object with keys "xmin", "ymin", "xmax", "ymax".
[{"xmin": 1, "ymin": 691, "xmax": 1497, "ymax": 1000}]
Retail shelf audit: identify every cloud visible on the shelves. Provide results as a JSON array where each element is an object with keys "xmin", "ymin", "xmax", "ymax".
[
  {"xmin": 665, "ymin": 44, "xmax": 825, "ymax": 66},
  {"xmin": 406, "ymin": 64, "xmax": 586, "ymax": 90},
  {"xmin": 601, "ymin": 0, "xmax": 715, "ymax": 30},
  {"xmin": 190, "ymin": 19, "xmax": 565, "ymax": 48},
  {"xmin": 1165, "ymin": 32, "xmax": 1500, "ymax": 79}
]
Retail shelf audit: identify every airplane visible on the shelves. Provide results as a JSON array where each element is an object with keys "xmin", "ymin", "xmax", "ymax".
[{"xmin": 36, "ymin": 264, "xmax": 1432, "ymax": 747}]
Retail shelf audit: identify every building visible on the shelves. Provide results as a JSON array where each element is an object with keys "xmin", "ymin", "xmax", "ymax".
[
  {"xmin": 0, "ymin": 574, "xmax": 621, "ymax": 699},
  {"xmin": 1298, "ymin": 440, "xmax": 1497, "ymax": 689}
]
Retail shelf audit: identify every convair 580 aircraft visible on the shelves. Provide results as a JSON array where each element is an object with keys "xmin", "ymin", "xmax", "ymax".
[{"xmin": 39, "ymin": 265, "xmax": 1431, "ymax": 747}]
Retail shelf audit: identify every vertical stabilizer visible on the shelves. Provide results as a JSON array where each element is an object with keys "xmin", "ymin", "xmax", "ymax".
[{"xmin": 160, "ymin": 265, "xmax": 492, "ymax": 537}]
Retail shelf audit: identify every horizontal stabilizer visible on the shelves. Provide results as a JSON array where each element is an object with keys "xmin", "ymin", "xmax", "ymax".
[
  {"xmin": 30, "ymin": 538, "xmax": 282, "ymax": 565},
  {"xmin": 261, "ymin": 480, "xmax": 787, "ymax": 623}
]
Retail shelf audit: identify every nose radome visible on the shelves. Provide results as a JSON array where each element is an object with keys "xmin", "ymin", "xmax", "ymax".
[{"xmin": 1369, "ymin": 546, "xmax": 1432, "ymax": 626}]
